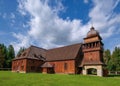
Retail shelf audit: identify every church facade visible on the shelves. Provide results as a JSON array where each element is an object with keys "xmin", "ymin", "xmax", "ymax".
[{"xmin": 12, "ymin": 27, "xmax": 106, "ymax": 76}]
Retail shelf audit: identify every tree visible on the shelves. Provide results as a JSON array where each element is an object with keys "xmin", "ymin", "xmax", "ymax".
[
  {"xmin": 7, "ymin": 45, "xmax": 15, "ymax": 68},
  {"xmin": 0, "ymin": 45, "xmax": 5, "ymax": 68},
  {"xmin": 108, "ymin": 47, "xmax": 120, "ymax": 71},
  {"xmin": 103, "ymin": 49, "xmax": 111, "ymax": 65},
  {"xmin": 2, "ymin": 45, "xmax": 8, "ymax": 68},
  {"xmin": 17, "ymin": 47, "xmax": 25, "ymax": 57},
  {"xmin": 113, "ymin": 47, "xmax": 120, "ymax": 71}
]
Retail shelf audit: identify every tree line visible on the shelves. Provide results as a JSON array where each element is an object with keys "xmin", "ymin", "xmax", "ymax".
[
  {"xmin": 104, "ymin": 47, "xmax": 120, "ymax": 71},
  {"xmin": 0, "ymin": 43, "xmax": 25, "ymax": 68}
]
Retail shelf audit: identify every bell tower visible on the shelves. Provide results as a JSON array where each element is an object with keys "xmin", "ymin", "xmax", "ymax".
[{"xmin": 82, "ymin": 26, "xmax": 104, "ymax": 76}]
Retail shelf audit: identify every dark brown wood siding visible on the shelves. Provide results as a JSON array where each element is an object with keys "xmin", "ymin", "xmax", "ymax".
[{"xmin": 26, "ymin": 59, "xmax": 44, "ymax": 73}]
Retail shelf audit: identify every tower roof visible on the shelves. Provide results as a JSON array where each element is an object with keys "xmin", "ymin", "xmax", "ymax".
[{"xmin": 87, "ymin": 26, "xmax": 99, "ymax": 37}]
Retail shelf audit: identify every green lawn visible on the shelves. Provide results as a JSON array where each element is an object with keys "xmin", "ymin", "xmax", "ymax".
[{"xmin": 0, "ymin": 71, "xmax": 120, "ymax": 86}]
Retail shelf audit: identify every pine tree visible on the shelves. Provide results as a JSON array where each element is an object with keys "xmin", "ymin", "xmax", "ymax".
[
  {"xmin": 109, "ymin": 47, "xmax": 120, "ymax": 71},
  {"xmin": 103, "ymin": 49, "xmax": 111, "ymax": 65},
  {"xmin": 2, "ymin": 45, "xmax": 8, "ymax": 68},
  {"xmin": 7, "ymin": 45, "xmax": 15, "ymax": 68},
  {"xmin": 0, "ymin": 45, "xmax": 5, "ymax": 68},
  {"xmin": 17, "ymin": 47, "xmax": 25, "ymax": 57}
]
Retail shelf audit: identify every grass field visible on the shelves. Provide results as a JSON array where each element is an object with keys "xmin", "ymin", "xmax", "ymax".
[{"xmin": 0, "ymin": 71, "xmax": 120, "ymax": 86}]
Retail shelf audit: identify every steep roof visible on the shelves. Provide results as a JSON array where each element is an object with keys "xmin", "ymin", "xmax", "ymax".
[
  {"xmin": 13, "ymin": 43, "xmax": 82, "ymax": 61},
  {"xmin": 13, "ymin": 45, "xmax": 46, "ymax": 60},
  {"xmin": 46, "ymin": 43, "xmax": 82, "ymax": 61}
]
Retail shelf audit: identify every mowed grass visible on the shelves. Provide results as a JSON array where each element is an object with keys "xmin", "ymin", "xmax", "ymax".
[{"xmin": 0, "ymin": 71, "xmax": 120, "ymax": 86}]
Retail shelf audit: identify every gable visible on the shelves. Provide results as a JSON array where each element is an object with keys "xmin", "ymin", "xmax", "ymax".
[{"xmin": 13, "ymin": 46, "xmax": 46, "ymax": 60}]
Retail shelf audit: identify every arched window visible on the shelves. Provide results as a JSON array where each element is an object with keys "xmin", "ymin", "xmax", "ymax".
[{"xmin": 87, "ymin": 68, "xmax": 97, "ymax": 75}]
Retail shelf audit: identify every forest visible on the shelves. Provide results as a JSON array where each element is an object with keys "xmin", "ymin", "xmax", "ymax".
[
  {"xmin": 0, "ymin": 44, "xmax": 24, "ymax": 68},
  {"xmin": 104, "ymin": 47, "xmax": 120, "ymax": 71}
]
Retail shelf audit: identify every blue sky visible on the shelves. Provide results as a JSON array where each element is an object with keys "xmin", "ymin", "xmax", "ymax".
[{"xmin": 0, "ymin": 0, "xmax": 120, "ymax": 53}]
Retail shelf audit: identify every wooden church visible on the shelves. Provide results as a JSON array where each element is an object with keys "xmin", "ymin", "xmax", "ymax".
[{"xmin": 12, "ymin": 27, "xmax": 106, "ymax": 76}]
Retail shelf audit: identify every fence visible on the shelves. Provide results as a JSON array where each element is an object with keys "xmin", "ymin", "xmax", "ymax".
[
  {"xmin": 109, "ymin": 71, "xmax": 120, "ymax": 75},
  {"xmin": 0, "ymin": 68, "xmax": 11, "ymax": 71}
]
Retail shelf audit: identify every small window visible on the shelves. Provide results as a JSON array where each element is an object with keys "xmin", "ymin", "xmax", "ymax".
[
  {"xmin": 22, "ymin": 52, "xmax": 26, "ymax": 56},
  {"xmin": 53, "ymin": 64, "xmax": 55, "ymax": 67},
  {"xmin": 21, "ymin": 60, "xmax": 23, "ymax": 64},
  {"xmin": 21, "ymin": 66, "xmax": 24, "ymax": 70},
  {"xmin": 64, "ymin": 63, "xmax": 68, "ymax": 70},
  {"xmin": 32, "ymin": 60, "xmax": 35, "ymax": 64},
  {"xmin": 34, "ymin": 54, "xmax": 37, "ymax": 57},
  {"xmin": 31, "ymin": 66, "xmax": 35, "ymax": 70}
]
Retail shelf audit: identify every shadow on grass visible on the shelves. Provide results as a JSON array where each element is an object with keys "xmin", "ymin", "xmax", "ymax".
[{"xmin": 107, "ymin": 74, "xmax": 120, "ymax": 77}]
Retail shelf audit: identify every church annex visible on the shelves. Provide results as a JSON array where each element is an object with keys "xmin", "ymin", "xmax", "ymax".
[{"xmin": 12, "ymin": 27, "xmax": 106, "ymax": 76}]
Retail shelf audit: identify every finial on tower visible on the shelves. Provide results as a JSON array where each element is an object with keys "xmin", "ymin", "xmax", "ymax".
[
  {"xmin": 90, "ymin": 26, "xmax": 95, "ymax": 30},
  {"xmin": 90, "ymin": 21, "xmax": 94, "ymax": 30}
]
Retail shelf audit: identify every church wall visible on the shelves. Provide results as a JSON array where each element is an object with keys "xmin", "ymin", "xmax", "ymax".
[
  {"xmin": 48, "ymin": 60, "xmax": 75, "ymax": 74},
  {"xmin": 26, "ymin": 59, "xmax": 44, "ymax": 73},
  {"xmin": 12, "ymin": 59, "xmax": 44, "ymax": 73},
  {"xmin": 12, "ymin": 59, "xmax": 27, "ymax": 73}
]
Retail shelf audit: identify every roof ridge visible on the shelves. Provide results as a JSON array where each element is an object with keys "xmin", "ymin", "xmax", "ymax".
[
  {"xmin": 48, "ymin": 43, "xmax": 82, "ymax": 50},
  {"xmin": 30, "ymin": 45, "xmax": 47, "ymax": 51},
  {"xmin": 26, "ymin": 46, "xmax": 32, "ymax": 58}
]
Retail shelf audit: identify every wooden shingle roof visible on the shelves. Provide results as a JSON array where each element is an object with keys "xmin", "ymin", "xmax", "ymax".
[
  {"xmin": 46, "ymin": 43, "xmax": 82, "ymax": 61},
  {"xmin": 13, "ymin": 45, "xmax": 46, "ymax": 60},
  {"xmin": 13, "ymin": 43, "xmax": 82, "ymax": 61}
]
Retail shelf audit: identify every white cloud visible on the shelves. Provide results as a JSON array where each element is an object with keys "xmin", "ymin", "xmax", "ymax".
[
  {"xmin": 12, "ymin": 0, "xmax": 120, "ymax": 52},
  {"xmin": 117, "ymin": 44, "xmax": 120, "ymax": 47},
  {"xmin": 10, "ymin": 13, "xmax": 15, "ymax": 19},
  {"xmin": 89, "ymin": 0, "xmax": 120, "ymax": 38},
  {"xmin": 2, "ymin": 13, "xmax": 7, "ymax": 19},
  {"xmin": 84, "ymin": 0, "xmax": 89, "ymax": 4},
  {"xmin": 12, "ymin": 33, "xmax": 30, "ymax": 53},
  {"xmin": 14, "ymin": 0, "xmax": 86, "ymax": 51}
]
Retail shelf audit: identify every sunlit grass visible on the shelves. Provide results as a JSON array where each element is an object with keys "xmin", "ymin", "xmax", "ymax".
[{"xmin": 0, "ymin": 71, "xmax": 120, "ymax": 86}]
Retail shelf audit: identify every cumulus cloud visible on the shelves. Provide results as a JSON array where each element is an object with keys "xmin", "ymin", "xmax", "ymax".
[
  {"xmin": 12, "ymin": 0, "xmax": 120, "ymax": 52},
  {"xmin": 12, "ymin": 33, "xmax": 30, "ymax": 52},
  {"xmin": 89, "ymin": 0, "xmax": 120, "ymax": 36},
  {"xmin": 84, "ymin": 0, "xmax": 89, "ymax": 4}
]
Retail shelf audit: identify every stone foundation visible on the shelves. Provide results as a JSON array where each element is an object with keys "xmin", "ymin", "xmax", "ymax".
[{"xmin": 83, "ymin": 65, "xmax": 103, "ymax": 77}]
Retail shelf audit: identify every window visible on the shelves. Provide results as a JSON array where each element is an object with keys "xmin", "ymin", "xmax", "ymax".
[
  {"xmin": 21, "ymin": 60, "xmax": 23, "ymax": 64},
  {"xmin": 34, "ymin": 54, "xmax": 37, "ymax": 57},
  {"xmin": 32, "ymin": 60, "xmax": 35, "ymax": 64},
  {"xmin": 31, "ymin": 66, "xmax": 35, "ymax": 70},
  {"xmin": 53, "ymin": 64, "xmax": 55, "ymax": 68},
  {"xmin": 64, "ymin": 63, "xmax": 68, "ymax": 70},
  {"xmin": 22, "ymin": 52, "xmax": 26, "ymax": 56},
  {"xmin": 21, "ymin": 66, "xmax": 24, "ymax": 70}
]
